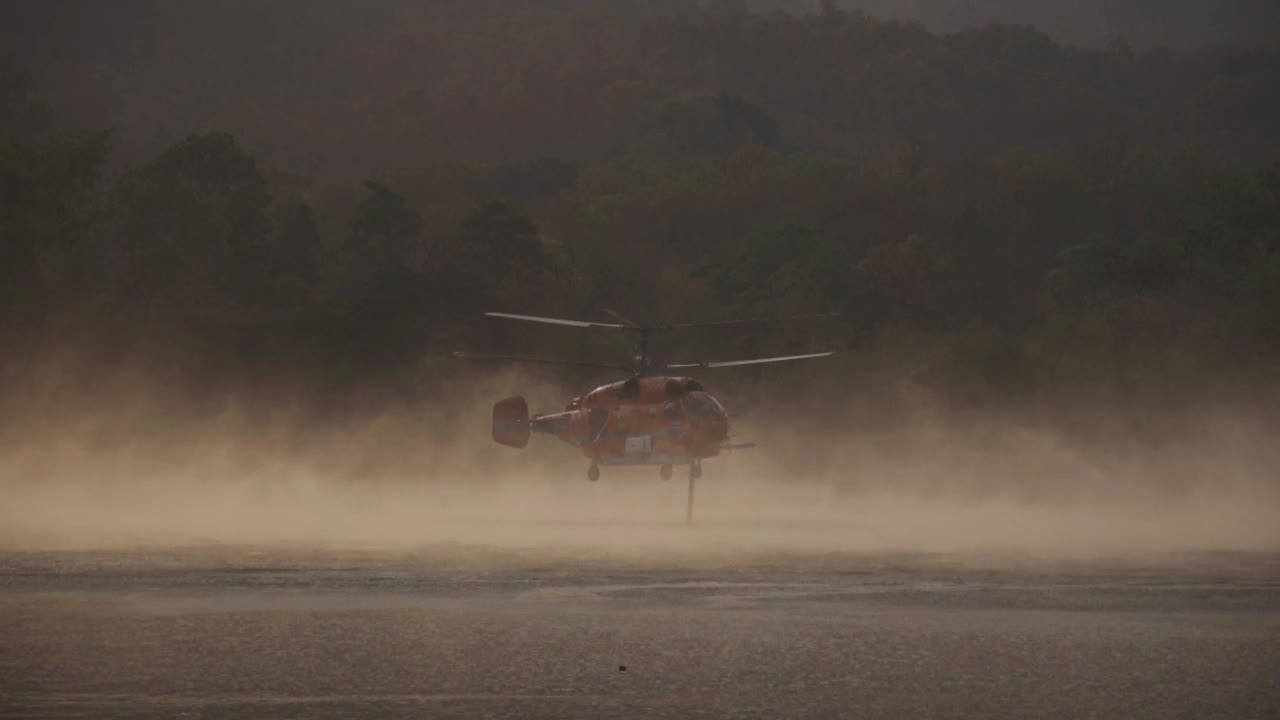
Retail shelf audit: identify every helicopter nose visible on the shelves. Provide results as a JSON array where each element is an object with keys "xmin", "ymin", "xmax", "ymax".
[
  {"xmin": 708, "ymin": 396, "xmax": 729, "ymax": 419},
  {"xmin": 706, "ymin": 399, "xmax": 730, "ymax": 441},
  {"xmin": 712, "ymin": 419, "xmax": 729, "ymax": 442}
]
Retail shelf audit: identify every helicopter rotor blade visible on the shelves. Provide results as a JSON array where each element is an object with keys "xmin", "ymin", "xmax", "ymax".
[
  {"xmin": 485, "ymin": 311, "xmax": 838, "ymax": 332},
  {"xmin": 452, "ymin": 351, "xmax": 630, "ymax": 371},
  {"xmin": 664, "ymin": 352, "xmax": 835, "ymax": 370},
  {"xmin": 485, "ymin": 312, "xmax": 629, "ymax": 330},
  {"xmin": 602, "ymin": 308, "xmax": 643, "ymax": 329}
]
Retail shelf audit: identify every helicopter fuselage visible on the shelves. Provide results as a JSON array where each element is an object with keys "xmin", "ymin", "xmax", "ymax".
[
  {"xmin": 473, "ymin": 309, "xmax": 829, "ymax": 514},
  {"xmin": 494, "ymin": 376, "xmax": 730, "ymax": 465}
]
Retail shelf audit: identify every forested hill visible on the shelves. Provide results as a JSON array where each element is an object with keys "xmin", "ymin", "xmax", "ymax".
[
  {"xmin": 758, "ymin": 1, "xmax": 1280, "ymax": 49},
  {"xmin": 2, "ymin": 2, "xmax": 1279, "ymax": 414},
  {"xmin": 6, "ymin": 1, "xmax": 1280, "ymax": 176}
]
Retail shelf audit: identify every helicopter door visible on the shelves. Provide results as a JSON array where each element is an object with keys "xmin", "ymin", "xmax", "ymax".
[
  {"xmin": 625, "ymin": 435, "xmax": 652, "ymax": 456},
  {"xmin": 588, "ymin": 409, "xmax": 608, "ymax": 442}
]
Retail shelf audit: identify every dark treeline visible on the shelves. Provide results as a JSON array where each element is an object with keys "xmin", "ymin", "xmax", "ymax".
[
  {"xmin": 758, "ymin": 1, "xmax": 1280, "ymax": 49},
  {"xmin": 2, "ymin": 2, "xmax": 1280, "ymax": 419}
]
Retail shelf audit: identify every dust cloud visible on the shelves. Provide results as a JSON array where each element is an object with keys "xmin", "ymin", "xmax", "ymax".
[{"xmin": 1, "ymin": 365, "xmax": 1277, "ymax": 560}]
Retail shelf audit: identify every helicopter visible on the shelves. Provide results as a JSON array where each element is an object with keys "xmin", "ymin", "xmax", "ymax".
[{"xmin": 455, "ymin": 311, "xmax": 834, "ymax": 522}]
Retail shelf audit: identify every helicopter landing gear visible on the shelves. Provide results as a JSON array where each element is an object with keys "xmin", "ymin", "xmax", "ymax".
[
  {"xmin": 685, "ymin": 460, "xmax": 701, "ymax": 525},
  {"xmin": 587, "ymin": 463, "xmax": 600, "ymax": 482},
  {"xmin": 660, "ymin": 464, "xmax": 673, "ymax": 481}
]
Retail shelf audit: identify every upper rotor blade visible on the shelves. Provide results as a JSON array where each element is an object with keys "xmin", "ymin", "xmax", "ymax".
[
  {"xmin": 452, "ymin": 351, "xmax": 629, "ymax": 371},
  {"xmin": 485, "ymin": 312, "xmax": 629, "ymax": 329},
  {"xmin": 665, "ymin": 352, "xmax": 835, "ymax": 369},
  {"xmin": 660, "ymin": 312, "xmax": 840, "ymax": 330}
]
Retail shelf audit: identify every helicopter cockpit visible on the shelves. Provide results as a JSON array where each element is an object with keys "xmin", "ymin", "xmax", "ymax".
[
  {"xmin": 664, "ymin": 391, "xmax": 727, "ymax": 420},
  {"xmin": 685, "ymin": 392, "xmax": 727, "ymax": 417}
]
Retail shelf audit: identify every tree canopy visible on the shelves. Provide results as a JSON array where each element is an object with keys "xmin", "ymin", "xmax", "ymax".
[{"xmin": 1, "ymin": 3, "xmax": 1278, "ymax": 419}]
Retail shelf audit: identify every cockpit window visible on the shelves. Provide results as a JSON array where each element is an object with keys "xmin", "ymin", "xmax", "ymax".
[
  {"xmin": 615, "ymin": 377, "xmax": 641, "ymax": 399},
  {"xmin": 685, "ymin": 393, "xmax": 726, "ymax": 417}
]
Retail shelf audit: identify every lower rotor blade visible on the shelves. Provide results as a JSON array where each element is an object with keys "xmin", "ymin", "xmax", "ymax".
[
  {"xmin": 453, "ymin": 351, "xmax": 629, "ymax": 371},
  {"xmin": 485, "ymin": 312, "xmax": 629, "ymax": 329},
  {"xmin": 602, "ymin": 308, "xmax": 644, "ymax": 328},
  {"xmin": 665, "ymin": 352, "xmax": 834, "ymax": 369}
]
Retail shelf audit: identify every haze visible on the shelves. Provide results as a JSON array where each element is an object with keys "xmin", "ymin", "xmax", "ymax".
[
  {"xmin": 1, "ymin": 3, "xmax": 1278, "ymax": 717},
  {"xmin": 2, "ymin": 363, "xmax": 1276, "ymax": 557}
]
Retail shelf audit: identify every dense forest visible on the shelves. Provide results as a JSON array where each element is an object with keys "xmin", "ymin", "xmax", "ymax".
[
  {"xmin": 3, "ymin": 1, "xmax": 1279, "ymax": 432},
  {"xmin": 762, "ymin": 1, "xmax": 1280, "ymax": 49}
]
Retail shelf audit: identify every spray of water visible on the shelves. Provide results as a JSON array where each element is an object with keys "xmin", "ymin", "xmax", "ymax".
[{"xmin": 1, "ymin": 361, "xmax": 1277, "ymax": 559}]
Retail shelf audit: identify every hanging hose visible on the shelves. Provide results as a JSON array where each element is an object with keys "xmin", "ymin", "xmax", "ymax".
[{"xmin": 685, "ymin": 467, "xmax": 696, "ymax": 525}]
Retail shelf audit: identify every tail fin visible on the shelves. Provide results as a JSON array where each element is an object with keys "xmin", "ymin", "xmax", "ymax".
[{"xmin": 492, "ymin": 396, "xmax": 531, "ymax": 448}]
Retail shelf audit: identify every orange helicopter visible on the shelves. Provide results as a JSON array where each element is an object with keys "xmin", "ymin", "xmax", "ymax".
[{"xmin": 455, "ymin": 311, "xmax": 834, "ymax": 521}]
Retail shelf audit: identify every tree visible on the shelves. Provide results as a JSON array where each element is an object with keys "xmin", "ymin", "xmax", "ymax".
[
  {"xmin": 0, "ymin": 130, "xmax": 109, "ymax": 315},
  {"xmin": 660, "ymin": 93, "xmax": 781, "ymax": 157},
  {"xmin": 115, "ymin": 133, "xmax": 270, "ymax": 304},
  {"xmin": 333, "ymin": 181, "xmax": 429, "ymax": 369},
  {"xmin": 853, "ymin": 234, "xmax": 953, "ymax": 329},
  {"xmin": 454, "ymin": 200, "xmax": 546, "ymax": 272},
  {"xmin": 143, "ymin": 132, "xmax": 271, "ymax": 254},
  {"xmin": 272, "ymin": 202, "xmax": 320, "ymax": 278},
  {"xmin": 487, "ymin": 159, "xmax": 579, "ymax": 203},
  {"xmin": 345, "ymin": 181, "xmax": 423, "ymax": 272}
]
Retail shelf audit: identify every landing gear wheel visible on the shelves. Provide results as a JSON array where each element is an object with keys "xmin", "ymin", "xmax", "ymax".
[
  {"xmin": 660, "ymin": 464, "xmax": 673, "ymax": 481},
  {"xmin": 587, "ymin": 463, "xmax": 600, "ymax": 482},
  {"xmin": 685, "ymin": 460, "xmax": 701, "ymax": 525}
]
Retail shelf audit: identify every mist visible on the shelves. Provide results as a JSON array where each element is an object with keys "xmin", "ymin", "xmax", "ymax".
[
  {"xmin": 3, "ymin": 361, "xmax": 1275, "ymax": 559},
  {"xmin": 4, "ymin": 5, "xmax": 1279, "ymax": 719}
]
